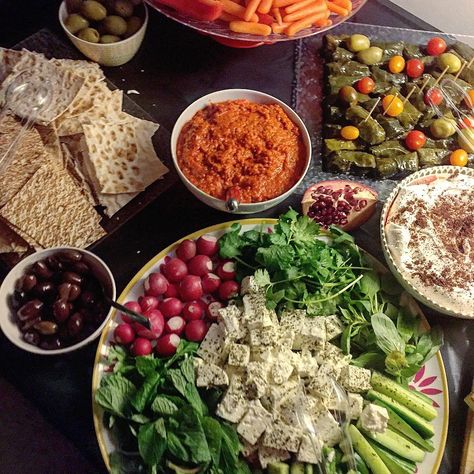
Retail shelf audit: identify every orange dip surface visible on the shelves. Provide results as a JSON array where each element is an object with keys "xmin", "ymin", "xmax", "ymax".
[{"xmin": 176, "ymin": 99, "xmax": 307, "ymax": 203}]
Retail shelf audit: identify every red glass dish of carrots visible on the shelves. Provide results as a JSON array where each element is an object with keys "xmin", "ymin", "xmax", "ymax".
[{"xmin": 151, "ymin": 0, "xmax": 353, "ymax": 37}]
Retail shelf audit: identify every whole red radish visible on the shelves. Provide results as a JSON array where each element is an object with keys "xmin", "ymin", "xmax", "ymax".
[
  {"xmin": 144, "ymin": 272, "xmax": 169, "ymax": 296},
  {"xmin": 196, "ymin": 234, "xmax": 218, "ymax": 256},
  {"xmin": 164, "ymin": 283, "xmax": 179, "ymax": 298},
  {"xmin": 138, "ymin": 295, "xmax": 159, "ymax": 313},
  {"xmin": 188, "ymin": 255, "xmax": 213, "ymax": 277},
  {"xmin": 159, "ymin": 297, "xmax": 183, "ymax": 318},
  {"xmin": 185, "ymin": 320, "xmax": 208, "ymax": 342},
  {"xmin": 114, "ymin": 323, "xmax": 135, "ymax": 345},
  {"xmin": 162, "ymin": 258, "xmax": 188, "ymax": 283},
  {"xmin": 206, "ymin": 301, "xmax": 223, "ymax": 321},
  {"xmin": 120, "ymin": 301, "xmax": 142, "ymax": 324},
  {"xmin": 202, "ymin": 273, "xmax": 221, "ymax": 293},
  {"xmin": 156, "ymin": 333, "xmax": 181, "ymax": 357},
  {"xmin": 165, "ymin": 316, "xmax": 186, "ymax": 336},
  {"xmin": 219, "ymin": 280, "xmax": 240, "ymax": 300},
  {"xmin": 133, "ymin": 309, "xmax": 165, "ymax": 339},
  {"xmin": 179, "ymin": 275, "xmax": 203, "ymax": 302},
  {"xmin": 217, "ymin": 261, "xmax": 236, "ymax": 281},
  {"xmin": 176, "ymin": 239, "xmax": 196, "ymax": 262},
  {"xmin": 182, "ymin": 301, "xmax": 204, "ymax": 321},
  {"xmin": 131, "ymin": 337, "xmax": 152, "ymax": 356}
]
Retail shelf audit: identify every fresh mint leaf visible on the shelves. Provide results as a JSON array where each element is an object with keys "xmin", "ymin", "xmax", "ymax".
[
  {"xmin": 167, "ymin": 432, "xmax": 189, "ymax": 462},
  {"xmin": 396, "ymin": 309, "xmax": 417, "ymax": 343},
  {"xmin": 180, "ymin": 356, "xmax": 195, "ymax": 384},
  {"xmin": 184, "ymin": 382, "xmax": 206, "ymax": 416},
  {"xmin": 168, "ymin": 369, "xmax": 187, "ymax": 397},
  {"xmin": 95, "ymin": 374, "xmax": 137, "ymax": 418},
  {"xmin": 138, "ymin": 420, "xmax": 166, "ymax": 466},
  {"xmin": 131, "ymin": 372, "xmax": 161, "ymax": 413},
  {"xmin": 136, "ymin": 356, "xmax": 162, "ymax": 377},
  {"xmin": 202, "ymin": 416, "xmax": 223, "ymax": 466},
  {"xmin": 417, "ymin": 327, "xmax": 443, "ymax": 362},
  {"xmin": 176, "ymin": 406, "xmax": 211, "ymax": 464},
  {"xmin": 131, "ymin": 414, "xmax": 150, "ymax": 424},
  {"xmin": 371, "ymin": 312, "xmax": 405, "ymax": 355},
  {"xmin": 151, "ymin": 395, "xmax": 179, "ymax": 416}
]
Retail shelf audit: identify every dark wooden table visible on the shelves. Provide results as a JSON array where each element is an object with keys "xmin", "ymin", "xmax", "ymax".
[{"xmin": 0, "ymin": 1, "xmax": 471, "ymax": 472}]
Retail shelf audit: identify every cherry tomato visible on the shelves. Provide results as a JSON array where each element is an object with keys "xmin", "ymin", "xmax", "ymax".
[
  {"xmin": 388, "ymin": 55, "xmax": 405, "ymax": 73},
  {"xmin": 465, "ymin": 90, "xmax": 474, "ymax": 109},
  {"xmin": 460, "ymin": 116, "xmax": 474, "ymax": 129},
  {"xmin": 449, "ymin": 149, "xmax": 468, "ymax": 167},
  {"xmin": 423, "ymin": 87, "xmax": 443, "ymax": 106},
  {"xmin": 426, "ymin": 37, "xmax": 447, "ymax": 56},
  {"xmin": 340, "ymin": 125, "xmax": 360, "ymax": 140},
  {"xmin": 406, "ymin": 59, "xmax": 424, "ymax": 78},
  {"xmin": 382, "ymin": 95, "xmax": 404, "ymax": 117},
  {"xmin": 356, "ymin": 77, "xmax": 375, "ymax": 94},
  {"xmin": 405, "ymin": 130, "xmax": 426, "ymax": 151}
]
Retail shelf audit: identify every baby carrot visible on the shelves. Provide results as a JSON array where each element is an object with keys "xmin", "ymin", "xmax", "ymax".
[
  {"xmin": 229, "ymin": 20, "xmax": 272, "ymax": 35},
  {"xmin": 244, "ymin": 0, "xmax": 261, "ymax": 21},
  {"xmin": 283, "ymin": 1, "xmax": 326, "ymax": 22},
  {"xmin": 272, "ymin": 22, "xmax": 290, "ymax": 33},
  {"xmin": 286, "ymin": 10, "xmax": 326, "ymax": 35},
  {"xmin": 285, "ymin": 0, "xmax": 318, "ymax": 14},
  {"xmin": 258, "ymin": 0, "xmax": 273, "ymax": 13},
  {"xmin": 273, "ymin": 0, "xmax": 301, "ymax": 8},
  {"xmin": 330, "ymin": 0, "xmax": 352, "ymax": 10},
  {"xmin": 222, "ymin": 0, "xmax": 258, "ymax": 20},
  {"xmin": 327, "ymin": 1, "xmax": 349, "ymax": 16},
  {"xmin": 272, "ymin": 6, "xmax": 283, "ymax": 24}
]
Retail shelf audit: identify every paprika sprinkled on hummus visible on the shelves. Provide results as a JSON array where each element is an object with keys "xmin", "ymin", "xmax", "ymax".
[{"xmin": 176, "ymin": 100, "xmax": 307, "ymax": 203}]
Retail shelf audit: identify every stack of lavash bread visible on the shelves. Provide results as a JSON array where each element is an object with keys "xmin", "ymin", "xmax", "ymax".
[{"xmin": 0, "ymin": 48, "xmax": 168, "ymax": 256}]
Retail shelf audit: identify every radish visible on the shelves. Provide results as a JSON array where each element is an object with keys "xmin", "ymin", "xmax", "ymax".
[
  {"xmin": 216, "ymin": 261, "xmax": 236, "ymax": 281},
  {"xmin": 114, "ymin": 323, "xmax": 135, "ymax": 345},
  {"xmin": 196, "ymin": 299, "xmax": 208, "ymax": 314},
  {"xmin": 164, "ymin": 316, "xmax": 186, "ymax": 336},
  {"xmin": 179, "ymin": 275, "xmax": 203, "ymax": 302},
  {"xmin": 185, "ymin": 320, "xmax": 208, "ymax": 342},
  {"xmin": 206, "ymin": 301, "xmax": 223, "ymax": 321},
  {"xmin": 162, "ymin": 258, "xmax": 188, "ymax": 283},
  {"xmin": 156, "ymin": 333, "xmax": 181, "ymax": 357},
  {"xmin": 138, "ymin": 295, "xmax": 159, "ymax": 313},
  {"xmin": 144, "ymin": 272, "xmax": 168, "ymax": 296},
  {"xmin": 176, "ymin": 239, "xmax": 196, "ymax": 262},
  {"xmin": 133, "ymin": 309, "xmax": 165, "ymax": 339},
  {"xmin": 188, "ymin": 255, "xmax": 213, "ymax": 277},
  {"xmin": 196, "ymin": 234, "xmax": 218, "ymax": 256},
  {"xmin": 159, "ymin": 297, "xmax": 183, "ymax": 318},
  {"xmin": 182, "ymin": 301, "xmax": 204, "ymax": 321},
  {"xmin": 201, "ymin": 273, "xmax": 221, "ymax": 293},
  {"xmin": 219, "ymin": 280, "xmax": 240, "ymax": 300},
  {"xmin": 164, "ymin": 282, "xmax": 179, "ymax": 298},
  {"xmin": 121, "ymin": 301, "xmax": 142, "ymax": 323},
  {"xmin": 132, "ymin": 337, "xmax": 152, "ymax": 356}
]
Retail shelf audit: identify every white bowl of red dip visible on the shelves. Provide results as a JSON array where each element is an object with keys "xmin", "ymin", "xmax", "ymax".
[
  {"xmin": 381, "ymin": 166, "xmax": 474, "ymax": 319},
  {"xmin": 171, "ymin": 89, "xmax": 312, "ymax": 213}
]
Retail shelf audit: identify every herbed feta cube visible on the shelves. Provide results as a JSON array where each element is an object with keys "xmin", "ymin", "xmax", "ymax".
[
  {"xmin": 228, "ymin": 343, "xmax": 251, "ymax": 367},
  {"xmin": 325, "ymin": 315, "xmax": 345, "ymax": 340},
  {"xmin": 218, "ymin": 305, "xmax": 246, "ymax": 340},
  {"xmin": 216, "ymin": 390, "xmax": 249, "ymax": 423},
  {"xmin": 305, "ymin": 395, "xmax": 326, "ymax": 419},
  {"xmin": 240, "ymin": 276, "xmax": 262, "ymax": 295},
  {"xmin": 297, "ymin": 433, "xmax": 323, "ymax": 464},
  {"xmin": 250, "ymin": 346, "xmax": 275, "ymax": 364},
  {"xmin": 313, "ymin": 412, "xmax": 342, "ymax": 447},
  {"xmin": 301, "ymin": 317, "xmax": 326, "ymax": 345},
  {"xmin": 196, "ymin": 323, "xmax": 227, "ymax": 364},
  {"xmin": 277, "ymin": 328, "xmax": 295, "ymax": 351},
  {"xmin": 250, "ymin": 326, "xmax": 280, "ymax": 347},
  {"xmin": 196, "ymin": 363, "xmax": 229, "ymax": 388},
  {"xmin": 318, "ymin": 360, "xmax": 344, "ymax": 381},
  {"xmin": 306, "ymin": 370, "xmax": 333, "ymax": 401},
  {"xmin": 258, "ymin": 446, "xmax": 290, "ymax": 469},
  {"xmin": 293, "ymin": 349, "xmax": 318, "ymax": 378},
  {"xmin": 237, "ymin": 400, "xmax": 273, "ymax": 445},
  {"xmin": 262, "ymin": 421, "xmax": 302, "ymax": 452},
  {"xmin": 246, "ymin": 361, "xmax": 269, "ymax": 399},
  {"xmin": 280, "ymin": 310, "xmax": 305, "ymax": 348},
  {"xmin": 243, "ymin": 294, "xmax": 273, "ymax": 329},
  {"xmin": 348, "ymin": 393, "xmax": 364, "ymax": 420},
  {"xmin": 360, "ymin": 403, "xmax": 389, "ymax": 434},
  {"xmin": 339, "ymin": 365, "xmax": 372, "ymax": 393},
  {"xmin": 271, "ymin": 358, "xmax": 294, "ymax": 385},
  {"xmin": 263, "ymin": 377, "xmax": 300, "ymax": 413}
]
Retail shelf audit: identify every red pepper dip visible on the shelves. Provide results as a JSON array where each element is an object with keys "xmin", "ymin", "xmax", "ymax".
[{"xmin": 176, "ymin": 100, "xmax": 307, "ymax": 203}]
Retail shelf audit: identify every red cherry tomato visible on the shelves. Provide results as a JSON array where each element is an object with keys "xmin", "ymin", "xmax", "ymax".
[
  {"xmin": 356, "ymin": 77, "xmax": 375, "ymax": 94},
  {"xmin": 406, "ymin": 59, "xmax": 424, "ymax": 78},
  {"xmin": 423, "ymin": 87, "xmax": 443, "ymax": 106},
  {"xmin": 426, "ymin": 37, "xmax": 447, "ymax": 56},
  {"xmin": 405, "ymin": 130, "xmax": 427, "ymax": 151}
]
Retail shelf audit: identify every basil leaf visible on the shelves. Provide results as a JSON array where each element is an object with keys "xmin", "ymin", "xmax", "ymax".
[
  {"xmin": 151, "ymin": 395, "xmax": 179, "ymax": 416},
  {"xmin": 138, "ymin": 420, "xmax": 166, "ymax": 466},
  {"xmin": 371, "ymin": 312, "xmax": 405, "ymax": 354},
  {"xmin": 95, "ymin": 374, "xmax": 137, "ymax": 418}
]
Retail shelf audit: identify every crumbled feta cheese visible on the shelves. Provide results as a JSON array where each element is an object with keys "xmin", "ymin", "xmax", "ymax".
[
  {"xmin": 216, "ymin": 390, "xmax": 248, "ymax": 423},
  {"xmin": 339, "ymin": 366, "xmax": 372, "ymax": 393},
  {"xmin": 228, "ymin": 343, "xmax": 250, "ymax": 366},
  {"xmin": 258, "ymin": 445, "xmax": 290, "ymax": 468},
  {"xmin": 237, "ymin": 400, "xmax": 273, "ymax": 445},
  {"xmin": 196, "ymin": 323, "xmax": 227, "ymax": 364},
  {"xmin": 297, "ymin": 433, "xmax": 323, "ymax": 464},
  {"xmin": 325, "ymin": 315, "xmax": 345, "ymax": 340},
  {"xmin": 262, "ymin": 421, "xmax": 302, "ymax": 452},
  {"xmin": 196, "ymin": 363, "xmax": 229, "ymax": 388},
  {"xmin": 360, "ymin": 403, "xmax": 389, "ymax": 434},
  {"xmin": 348, "ymin": 393, "xmax": 364, "ymax": 420},
  {"xmin": 313, "ymin": 412, "xmax": 342, "ymax": 447}
]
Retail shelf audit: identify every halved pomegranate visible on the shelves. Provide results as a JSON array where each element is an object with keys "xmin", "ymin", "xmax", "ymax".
[{"xmin": 301, "ymin": 180, "xmax": 378, "ymax": 231}]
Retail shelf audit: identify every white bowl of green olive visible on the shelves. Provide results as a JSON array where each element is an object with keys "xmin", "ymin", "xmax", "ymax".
[{"xmin": 59, "ymin": 0, "xmax": 148, "ymax": 67}]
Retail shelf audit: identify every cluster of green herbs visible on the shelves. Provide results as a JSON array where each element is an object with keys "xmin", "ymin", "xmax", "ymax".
[
  {"xmin": 218, "ymin": 210, "xmax": 442, "ymax": 382},
  {"xmin": 95, "ymin": 342, "xmax": 250, "ymax": 474}
]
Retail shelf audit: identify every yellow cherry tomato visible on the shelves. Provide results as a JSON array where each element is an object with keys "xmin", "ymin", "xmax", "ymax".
[
  {"xmin": 341, "ymin": 125, "xmax": 360, "ymax": 140},
  {"xmin": 450, "ymin": 149, "xmax": 468, "ymax": 167},
  {"xmin": 382, "ymin": 95, "xmax": 404, "ymax": 117},
  {"xmin": 388, "ymin": 55, "xmax": 405, "ymax": 73},
  {"xmin": 465, "ymin": 89, "xmax": 474, "ymax": 109}
]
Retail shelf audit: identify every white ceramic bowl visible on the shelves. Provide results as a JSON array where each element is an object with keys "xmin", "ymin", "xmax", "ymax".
[
  {"xmin": 380, "ymin": 166, "xmax": 474, "ymax": 319},
  {"xmin": 58, "ymin": 1, "xmax": 148, "ymax": 67},
  {"xmin": 0, "ymin": 247, "xmax": 116, "ymax": 355},
  {"xmin": 171, "ymin": 89, "xmax": 312, "ymax": 214}
]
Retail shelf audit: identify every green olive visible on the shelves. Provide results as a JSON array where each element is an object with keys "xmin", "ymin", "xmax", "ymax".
[
  {"xmin": 125, "ymin": 16, "xmax": 142, "ymax": 37},
  {"xmin": 77, "ymin": 27, "xmax": 100, "ymax": 43},
  {"xmin": 65, "ymin": 14, "xmax": 89, "ymax": 34},
  {"xmin": 115, "ymin": 0, "xmax": 135, "ymax": 18},
  {"xmin": 357, "ymin": 46, "xmax": 383, "ymax": 65},
  {"xmin": 102, "ymin": 15, "xmax": 128, "ymax": 35},
  {"xmin": 346, "ymin": 34, "xmax": 370, "ymax": 53},
  {"xmin": 437, "ymin": 52, "xmax": 462, "ymax": 73},
  {"xmin": 100, "ymin": 34, "xmax": 121, "ymax": 43},
  {"xmin": 339, "ymin": 85, "xmax": 359, "ymax": 105},
  {"xmin": 458, "ymin": 129, "xmax": 474, "ymax": 153},
  {"xmin": 80, "ymin": 0, "xmax": 107, "ymax": 21},
  {"xmin": 429, "ymin": 117, "xmax": 456, "ymax": 139},
  {"xmin": 65, "ymin": 0, "xmax": 84, "ymax": 13}
]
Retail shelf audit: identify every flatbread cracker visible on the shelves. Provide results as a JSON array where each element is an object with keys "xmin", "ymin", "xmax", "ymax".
[
  {"xmin": 0, "ymin": 162, "xmax": 105, "ymax": 248},
  {"xmin": 0, "ymin": 218, "xmax": 28, "ymax": 253}
]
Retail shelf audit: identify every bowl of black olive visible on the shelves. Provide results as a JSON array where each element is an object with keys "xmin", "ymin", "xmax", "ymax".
[{"xmin": 0, "ymin": 248, "xmax": 116, "ymax": 355}]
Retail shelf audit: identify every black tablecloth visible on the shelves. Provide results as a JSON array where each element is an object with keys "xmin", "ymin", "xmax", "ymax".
[{"xmin": 0, "ymin": 1, "xmax": 471, "ymax": 472}]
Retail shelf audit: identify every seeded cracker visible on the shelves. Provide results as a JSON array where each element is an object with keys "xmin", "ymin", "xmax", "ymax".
[
  {"xmin": 0, "ymin": 162, "xmax": 105, "ymax": 248},
  {"xmin": 0, "ymin": 218, "xmax": 28, "ymax": 254}
]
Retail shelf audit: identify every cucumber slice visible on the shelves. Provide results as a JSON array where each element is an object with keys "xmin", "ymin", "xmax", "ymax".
[
  {"xmin": 304, "ymin": 464, "xmax": 314, "ymax": 474},
  {"xmin": 268, "ymin": 462, "xmax": 290, "ymax": 474},
  {"xmin": 290, "ymin": 462, "xmax": 305, "ymax": 474},
  {"xmin": 358, "ymin": 424, "xmax": 425, "ymax": 463},
  {"xmin": 367, "ymin": 390, "xmax": 435, "ymax": 438},
  {"xmin": 409, "ymin": 386, "xmax": 435, "ymax": 406},
  {"xmin": 371, "ymin": 372, "xmax": 437, "ymax": 421},
  {"xmin": 354, "ymin": 453, "xmax": 370, "ymax": 474},
  {"xmin": 373, "ymin": 399, "xmax": 435, "ymax": 452},
  {"xmin": 348, "ymin": 425, "xmax": 391, "ymax": 474},
  {"xmin": 368, "ymin": 441, "xmax": 416, "ymax": 474}
]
